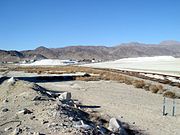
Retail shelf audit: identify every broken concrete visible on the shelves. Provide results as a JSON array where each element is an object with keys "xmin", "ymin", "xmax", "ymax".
[{"xmin": 58, "ymin": 92, "xmax": 71, "ymax": 101}]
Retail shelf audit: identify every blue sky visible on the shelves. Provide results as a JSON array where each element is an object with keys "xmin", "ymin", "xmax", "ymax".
[{"xmin": 0, "ymin": 0, "xmax": 179, "ymax": 50}]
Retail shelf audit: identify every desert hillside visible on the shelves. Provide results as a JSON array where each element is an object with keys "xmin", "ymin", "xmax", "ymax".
[{"xmin": 1, "ymin": 40, "xmax": 180, "ymax": 62}]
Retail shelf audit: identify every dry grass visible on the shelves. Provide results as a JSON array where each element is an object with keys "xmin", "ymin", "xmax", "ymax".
[
  {"xmin": 132, "ymin": 80, "xmax": 145, "ymax": 88},
  {"xmin": 149, "ymin": 85, "xmax": 159, "ymax": 93},
  {"xmin": 14, "ymin": 66, "xmax": 178, "ymax": 98},
  {"xmin": 163, "ymin": 91, "xmax": 175, "ymax": 98},
  {"xmin": 124, "ymin": 78, "xmax": 133, "ymax": 85},
  {"xmin": 76, "ymin": 76, "xmax": 101, "ymax": 81},
  {"xmin": 143, "ymin": 83, "xmax": 151, "ymax": 91}
]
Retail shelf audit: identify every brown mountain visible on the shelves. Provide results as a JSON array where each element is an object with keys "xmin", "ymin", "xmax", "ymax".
[{"xmin": 1, "ymin": 40, "xmax": 180, "ymax": 62}]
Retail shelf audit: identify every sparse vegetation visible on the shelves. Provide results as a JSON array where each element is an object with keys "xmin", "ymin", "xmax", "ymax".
[
  {"xmin": 149, "ymin": 85, "xmax": 159, "ymax": 93},
  {"xmin": 163, "ymin": 91, "xmax": 175, "ymax": 98},
  {"xmin": 76, "ymin": 76, "xmax": 101, "ymax": 81},
  {"xmin": 14, "ymin": 66, "xmax": 178, "ymax": 98},
  {"xmin": 143, "ymin": 83, "xmax": 151, "ymax": 91},
  {"xmin": 132, "ymin": 80, "xmax": 145, "ymax": 88}
]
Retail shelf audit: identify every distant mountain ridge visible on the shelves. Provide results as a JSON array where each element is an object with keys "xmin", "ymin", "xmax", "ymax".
[{"xmin": 1, "ymin": 40, "xmax": 180, "ymax": 62}]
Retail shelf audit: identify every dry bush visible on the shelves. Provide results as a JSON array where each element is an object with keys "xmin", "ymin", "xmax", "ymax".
[
  {"xmin": 47, "ymin": 71, "xmax": 65, "ymax": 74},
  {"xmin": 132, "ymin": 80, "xmax": 145, "ymax": 88},
  {"xmin": 143, "ymin": 83, "xmax": 151, "ymax": 91},
  {"xmin": 156, "ymin": 84, "xmax": 165, "ymax": 94},
  {"xmin": 37, "ymin": 70, "xmax": 42, "ymax": 74},
  {"xmin": 156, "ymin": 84, "xmax": 163, "ymax": 90},
  {"xmin": 76, "ymin": 76, "xmax": 101, "ymax": 81},
  {"xmin": 163, "ymin": 91, "xmax": 175, "ymax": 98},
  {"xmin": 160, "ymin": 79, "xmax": 171, "ymax": 84},
  {"xmin": 149, "ymin": 85, "xmax": 159, "ymax": 93},
  {"xmin": 157, "ymin": 89, "xmax": 166, "ymax": 94},
  {"xmin": 124, "ymin": 77, "xmax": 133, "ymax": 85}
]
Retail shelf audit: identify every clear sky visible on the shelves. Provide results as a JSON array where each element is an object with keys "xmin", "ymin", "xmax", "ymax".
[{"xmin": 0, "ymin": 0, "xmax": 179, "ymax": 50}]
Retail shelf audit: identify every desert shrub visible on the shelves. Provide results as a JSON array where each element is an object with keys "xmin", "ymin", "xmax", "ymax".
[
  {"xmin": 157, "ymin": 88, "xmax": 166, "ymax": 94},
  {"xmin": 124, "ymin": 77, "xmax": 133, "ymax": 85},
  {"xmin": 76, "ymin": 76, "xmax": 101, "ymax": 81},
  {"xmin": 149, "ymin": 85, "xmax": 159, "ymax": 93},
  {"xmin": 163, "ymin": 91, "xmax": 175, "ymax": 98},
  {"xmin": 143, "ymin": 83, "xmax": 151, "ymax": 91},
  {"xmin": 160, "ymin": 79, "xmax": 171, "ymax": 84},
  {"xmin": 37, "ymin": 70, "xmax": 42, "ymax": 74},
  {"xmin": 132, "ymin": 80, "xmax": 145, "ymax": 88},
  {"xmin": 156, "ymin": 84, "xmax": 163, "ymax": 90},
  {"xmin": 156, "ymin": 84, "xmax": 165, "ymax": 94}
]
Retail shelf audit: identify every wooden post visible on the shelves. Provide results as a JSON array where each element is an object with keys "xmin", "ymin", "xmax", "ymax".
[
  {"xmin": 163, "ymin": 97, "xmax": 166, "ymax": 116},
  {"xmin": 172, "ymin": 99, "xmax": 175, "ymax": 116}
]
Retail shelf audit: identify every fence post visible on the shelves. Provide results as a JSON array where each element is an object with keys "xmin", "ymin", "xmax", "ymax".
[
  {"xmin": 172, "ymin": 98, "xmax": 175, "ymax": 116},
  {"xmin": 163, "ymin": 97, "xmax": 166, "ymax": 116}
]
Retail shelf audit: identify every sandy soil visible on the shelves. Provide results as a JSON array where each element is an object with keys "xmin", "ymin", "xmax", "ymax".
[{"xmin": 39, "ymin": 80, "xmax": 180, "ymax": 135}]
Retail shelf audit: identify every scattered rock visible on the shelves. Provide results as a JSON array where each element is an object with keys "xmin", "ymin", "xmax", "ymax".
[
  {"xmin": 17, "ymin": 108, "xmax": 33, "ymax": 114},
  {"xmin": 3, "ymin": 99, "xmax": 9, "ymax": 103},
  {"xmin": 48, "ymin": 123, "xmax": 58, "ymax": 128},
  {"xmin": 42, "ymin": 120, "xmax": 49, "ymax": 125},
  {"xmin": 32, "ymin": 96, "xmax": 41, "ymax": 101},
  {"xmin": 58, "ymin": 92, "xmax": 71, "ymax": 101},
  {"xmin": 12, "ymin": 128, "xmax": 22, "ymax": 135},
  {"xmin": 83, "ymin": 73, "xmax": 91, "ymax": 77},
  {"xmin": 30, "ymin": 115, "xmax": 36, "ymax": 120},
  {"xmin": 33, "ymin": 132, "xmax": 41, "ymax": 135},
  {"xmin": 119, "ymin": 127, "xmax": 128, "ymax": 135},
  {"xmin": 69, "ymin": 117, "xmax": 73, "ymax": 121},
  {"xmin": 2, "ymin": 108, "xmax": 9, "ymax": 112},
  {"xmin": 4, "ymin": 127, "xmax": 12, "ymax": 131},
  {"xmin": 73, "ymin": 120, "xmax": 92, "ymax": 130},
  {"xmin": 97, "ymin": 125, "xmax": 110, "ymax": 135}
]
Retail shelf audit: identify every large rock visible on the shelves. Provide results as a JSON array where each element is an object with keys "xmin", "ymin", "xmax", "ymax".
[
  {"xmin": 108, "ymin": 118, "xmax": 128, "ymax": 135},
  {"xmin": 7, "ymin": 77, "xmax": 16, "ymax": 85},
  {"xmin": 58, "ymin": 92, "xmax": 71, "ymax": 101},
  {"xmin": 108, "ymin": 118, "xmax": 121, "ymax": 132}
]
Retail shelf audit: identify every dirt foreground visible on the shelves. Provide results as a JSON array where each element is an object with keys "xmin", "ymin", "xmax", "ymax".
[{"xmin": 39, "ymin": 80, "xmax": 180, "ymax": 135}]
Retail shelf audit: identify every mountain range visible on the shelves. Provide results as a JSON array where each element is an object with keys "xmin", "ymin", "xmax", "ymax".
[{"xmin": 1, "ymin": 40, "xmax": 180, "ymax": 62}]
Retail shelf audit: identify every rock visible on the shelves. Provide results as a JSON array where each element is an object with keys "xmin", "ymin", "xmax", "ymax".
[
  {"xmin": 30, "ymin": 115, "xmax": 36, "ymax": 120},
  {"xmin": 17, "ymin": 108, "xmax": 32, "ymax": 114},
  {"xmin": 58, "ymin": 92, "xmax": 71, "ymax": 101},
  {"xmin": 3, "ymin": 99, "xmax": 9, "ymax": 103},
  {"xmin": 48, "ymin": 123, "xmax": 58, "ymax": 128},
  {"xmin": 32, "ymin": 96, "xmax": 41, "ymax": 101},
  {"xmin": 83, "ymin": 73, "xmax": 91, "ymax": 77},
  {"xmin": 69, "ymin": 117, "xmax": 73, "ymax": 121},
  {"xmin": 4, "ymin": 127, "xmax": 12, "ymax": 131},
  {"xmin": 7, "ymin": 77, "xmax": 16, "ymax": 85},
  {"xmin": 97, "ymin": 125, "xmax": 110, "ymax": 135},
  {"xmin": 22, "ymin": 126, "xmax": 31, "ymax": 132},
  {"xmin": 12, "ymin": 128, "xmax": 22, "ymax": 135},
  {"xmin": 33, "ymin": 132, "xmax": 41, "ymax": 135},
  {"xmin": 119, "ymin": 128, "xmax": 128, "ymax": 135},
  {"xmin": 108, "ymin": 118, "xmax": 121, "ymax": 132},
  {"xmin": 42, "ymin": 120, "xmax": 49, "ymax": 125},
  {"xmin": 73, "ymin": 120, "xmax": 92, "ymax": 130},
  {"xmin": 2, "ymin": 108, "xmax": 9, "ymax": 112}
]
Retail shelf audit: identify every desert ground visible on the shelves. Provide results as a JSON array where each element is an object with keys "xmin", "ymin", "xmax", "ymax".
[
  {"xmin": 0, "ymin": 65, "xmax": 180, "ymax": 135},
  {"xmin": 39, "ymin": 80, "xmax": 180, "ymax": 135}
]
